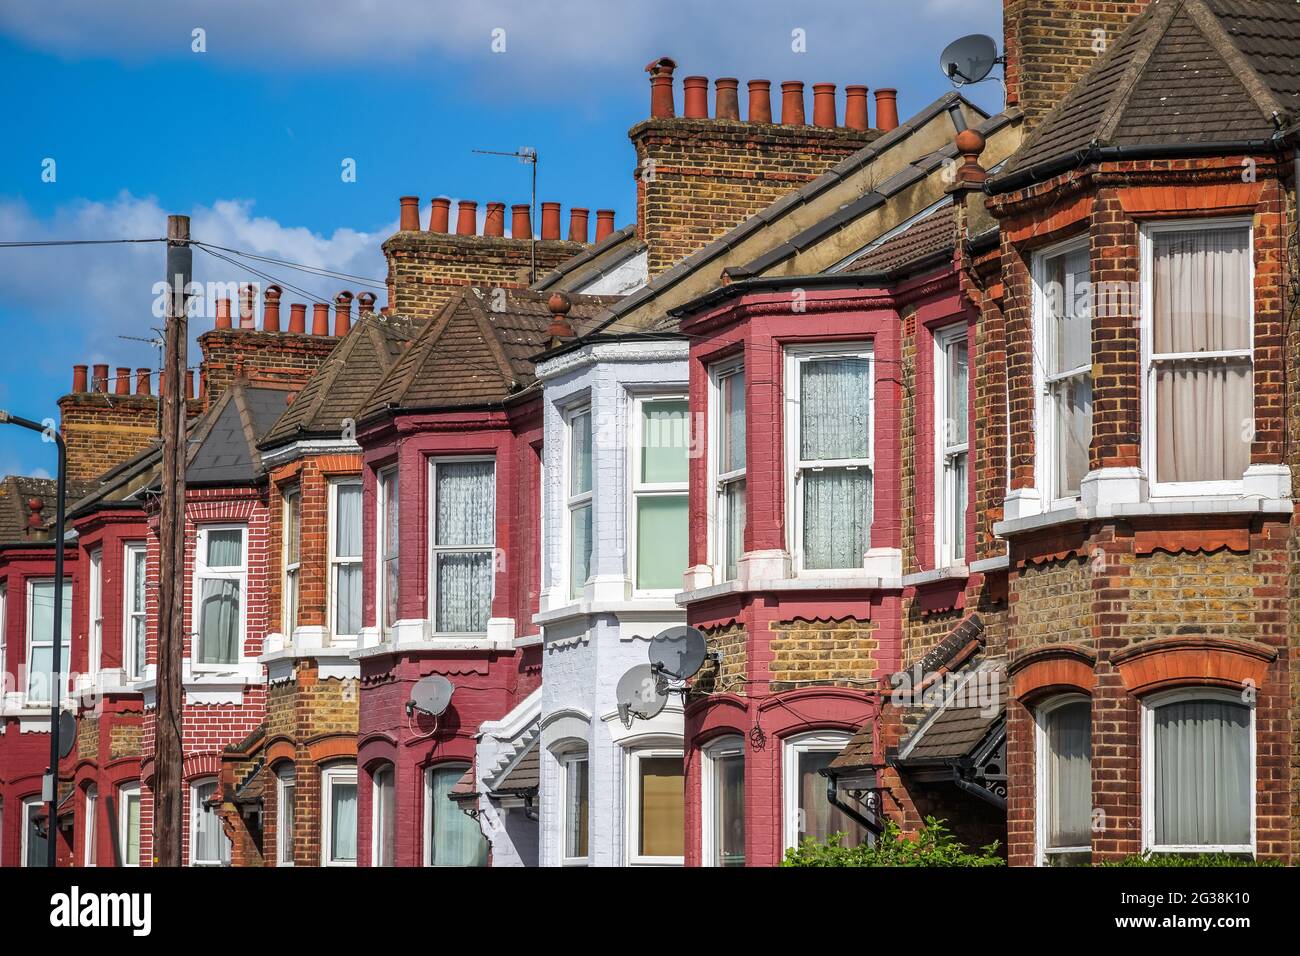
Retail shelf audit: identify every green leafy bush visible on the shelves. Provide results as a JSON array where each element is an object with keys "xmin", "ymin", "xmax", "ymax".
[
  {"xmin": 782, "ymin": 816, "xmax": 1004, "ymax": 867},
  {"xmin": 1099, "ymin": 852, "xmax": 1280, "ymax": 867}
]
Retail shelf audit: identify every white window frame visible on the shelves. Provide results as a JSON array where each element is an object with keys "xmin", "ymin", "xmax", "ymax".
[
  {"xmin": 934, "ymin": 325, "xmax": 969, "ymax": 567},
  {"xmin": 559, "ymin": 750, "xmax": 590, "ymax": 867},
  {"xmin": 371, "ymin": 763, "xmax": 395, "ymax": 867},
  {"xmin": 83, "ymin": 785, "xmax": 97, "ymax": 867},
  {"xmin": 1141, "ymin": 687, "xmax": 1256, "ymax": 855},
  {"xmin": 20, "ymin": 796, "xmax": 43, "ymax": 867},
  {"xmin": 701, "ymin": 735, "xmax": 744, "ymax": 868},
  {"xmin": 783, "ymin": 344, "xmax": 874, "ymax": 575},
  {"xmin": 563, "ymin": 404, "xmax": 593, "ymax": 601},
  {"xmin": 708, "ymin": 358, "xmax": 746, "ymax": 583},
  {"xmin": 191, "ymin": 524, "xmax": 247, "ymax": 671},
  {"xmin": 117, "ymin": 782, "xmax": 141, "ymax": 867},
  {"xmin": 625, "ymin": 745, "xmax": 684, "ymax": 867},
  {"xmin": 189, "ymin": 776, "xmax": 229, "ymax": 867},
  {"xmin": 376, "ymin": 465, "xmax": 399, "ymax": 637},
  {"xmin": 88, "ymin": 548, "xmax": 103, "ymax": 680},
  {"xmin": 422, "ymin": 762, "xmax": 485, "ymax": 867},
  {"xmin": 628, "ymin": 393, "xmax": 689, "ymax": 597},
  {"xmin": 275, "ymin": 764, "xmax": 295, "ymax": 867},
  {"xmin": 1032, "ymin": 234, "xmax": 1091, "ymax": 509},
  {"xmin": 782, "ymin": 730, "xmax": 853, "ymax": 852},
  {"xmin": 0, "ymin": 583, "xmax": 6, "ymax": 693},
  {"xmin": 321, "ymin": 763, "xmax": 358, "ymax": 867},
  {"xmin": 122, "ymin": 543, "xmax": 147, "ymax": 681},
  {"xmin": 426, "ymin": 456, "xmax": 497, "ymax": 635},
  {"xmin": 328, "ymin": 478, "xmax": 363, "ymax": 643},
  {"xmin": 26, "ymin": 576, "xmax": 72, "ymax": 704},
  {"xmin": 1140, "ymin": 217, "xmax": 1254, "ymax": 498},
  {"xmin": 1034, "ymin": 693, "xmax": 1091, "ymax": 866},
  {"xmin": 282, "ymin": 487, "xmax": 301, "ymax": 636}
]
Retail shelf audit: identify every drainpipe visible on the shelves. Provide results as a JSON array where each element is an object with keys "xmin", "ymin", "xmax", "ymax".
[
  {"xmin": 949, "ymin": 763, "xmax": 1006, "ymax": 810},
  {"xmin": 821, "ymin": 769, "xmax": 884, "ymax": 837},
  {"xmin": 523, "ymin": 790, "xmax": 539, "ymax": 822}
]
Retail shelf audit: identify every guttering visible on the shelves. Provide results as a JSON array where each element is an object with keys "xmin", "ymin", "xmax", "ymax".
[
  {"xmin": 987, "ymin": 134, "xmax": 1295, "ymax": 196},
  {"xmin": 950, "ymin": 762, "xmax": 1006, "ymax": 810},
  {"xmin": 821, "ymin": 769, "xmax": 884, "ymax": 837}
]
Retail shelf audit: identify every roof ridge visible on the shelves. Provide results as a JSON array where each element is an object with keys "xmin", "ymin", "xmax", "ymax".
[
  {"xmin": 1186, "ymin": 0, "xmax": 1291, "ymax": 125},
  {"xmin": 465, "ymin": 290, "xmax": 524, "ymax": 390},
  {"xmin": 1094, "ymin": 0, "xmax": 1184, "ymax": 145}
]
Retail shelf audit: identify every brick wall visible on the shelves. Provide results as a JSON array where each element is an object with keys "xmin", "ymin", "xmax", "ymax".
[
  {"xmin": 630, "ymin": 117, "xmax": 876, "ymax": 276},
  {"xmin": 383, "ymin": 232, "xmax": 585, "ymax": 321},
  {"xmin": 1003, "ymin": 1, "xmax": 1152, "ymax": 129},
  {"xmin": 58, "ymin": 393, "xmax": 203, "ymax": 481},
  {"xmin": 768, "ymin": 618, "xmax": 879, "ymax": 692},
  {"xmin": 197, "ymin": 327, "xmax": 340, "ymax": 407}
]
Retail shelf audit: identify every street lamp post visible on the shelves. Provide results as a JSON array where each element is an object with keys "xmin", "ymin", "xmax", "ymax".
[{"xmin": 0, "ymin": 409, "xmax": 67, "ymax": 868}]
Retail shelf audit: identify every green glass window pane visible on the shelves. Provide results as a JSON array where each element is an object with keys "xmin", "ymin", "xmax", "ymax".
[
  {"xmin": 636, "ymin": 495, "xmax": 688, "ymax": 590},
  {"xmin": 641, "ymin": 400, "xmax": 689, "ymax": 484}
]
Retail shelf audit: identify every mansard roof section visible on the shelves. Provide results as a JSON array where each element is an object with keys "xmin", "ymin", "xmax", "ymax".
[
  {"xmin": 532, "ymin": 224, "xmax": 647, "ymax": 296},
  {"xmin": 991, "ymin": 0, "xmax": 1300, "ymax": 191},
  {"xmin": 259, "ymin": 312, "xmax": 412, "ymax": 449},
  {"xmin": 581, "ymin": 92, "xmax": 1009, "ymax": 336},
  {"xmin": 359, "ymin": 287, "xmax": 616, "ymax": 419}
]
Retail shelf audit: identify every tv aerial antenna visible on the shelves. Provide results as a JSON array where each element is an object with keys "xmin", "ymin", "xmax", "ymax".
[
  {"xmin": 616, "ymin": 626, "xmax": 714, "ymax": 729},
  {"xmin": 407, "ymin": 674, "xmax": 455, "ymax": 739},
  {"xmin": 471, "ymin": 146, "xmax": 539, "ymax": 283},
  {"xmin": 939, "ymin": 34, "xmax": 1006, "ymax": 94}
]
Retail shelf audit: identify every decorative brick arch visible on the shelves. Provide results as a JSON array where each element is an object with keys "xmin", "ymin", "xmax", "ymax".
[
  {"xmin": 305, "ymin": 733, "xmax": 357, "ymax": 766},
  {"xmin": 1009, "ymin": 644, "xmax": 1096, "ymax": 703},
  {"xmin": 1111, "ymin": 635, "xmax": 1276, "ymax": 697}
]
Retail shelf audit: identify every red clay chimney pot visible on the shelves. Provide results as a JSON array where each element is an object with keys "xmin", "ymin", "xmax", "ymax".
[
  {"xmin": 185, "ymin": 370, "xmax": 195, "ymax": 400},
  {"xmin": 484, "ymin": 202, "xmax": 506, "ymax": 237},
  {"xmin": 114, "ymin": 367, "xmax": 131, "ymax": 395},
  {"xmin": 428, "ymin": 197, "xmax": 451, "ymax": 233},
  {"xmin": 645, "ymin": 56, "xmax": 677, "ymax": 118},
  {"xmin": 215, "ymin": 297, "xmax": 233, "ymax": 330},
  {"xmin": 263, "ymin": 284, "xmax": 282, "ymax": 332},
  {"xmin": 357, "ymin": 291, "xmax": 377, "ymax": 314},
  {"xmin": 289, "ymin": 303, "xmax": 307, "ymax": 334},
  {"xmin": 594, "ymin": 209, "xmax": 615, "ymax": 242},
  {"xmin": 399, "ymin": 195, "xmax": 420, "ymax": 231},
  {"xmin": 683, "ymin": 75, "xmax": 708, "ymax": 118},
  {"xmin": 238, "ymin": 283, "xmax": 256, "ymax": 329},
  {"xmin": 748, "ymin": 79, "xmax": 772, "ymax": 123},
  {"xmin": 312, "ymin": 303, "xmax": 330, "ymax": 336},
  {"xmin": 92, "ymin": 364, "xmax": 109, "ymax": 393},
  {"xmin": 715, "ymin": 78, "xmax": 740, "ymax": 119},
  {"xmin": 72, "ymin": 364, "xmax": 88, "ymax": 393},
  {"xmin": 333, "ymin": 291, "xmax": 353, "ymax": 336},
  {"xmin": 874, "ymin": 88, "xmax": 899, "ymax": 132},
  {"xmin": 541, "ymin": 202, "xmax": 561, "ymax": 240},
  {"xmin": 812, "ymin": 83, "xmax": 837, "ymax": 127},
  {"xmin": 780, "ymin": 81, "xmax": 806, "ymax": 125},
  {"xmin": 511, "ymin": 204, "xmax": 532, "ymax": 239},
  {"xmin": 844, "ymin": 85, "xmax": 870, "ymax": 130},
  {"xmin": 568, "ymin": 207, "xmax": 590, "ymax": 243},
  {"xmin": 455, "ymin": 200, "xmax": 478, "ymax": 236},
  {"xmin": 136, "ymin": 368, "xmax": 151, "ymax": 396}
]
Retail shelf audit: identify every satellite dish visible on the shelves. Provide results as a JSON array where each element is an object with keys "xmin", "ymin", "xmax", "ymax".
[
  {"xmin": 616, "ymin": 664, "xmax": 668, "ymax": 727},
  {"xmin": 58, "ymin": 710, "xmax": 77, "ymax": 759},
  {"xmin": 940, "ymin": 34, "xmax": 1000, "ymax": 86},
  {"xmin": 649, "ymin": 625, "xmax": 707, "ymax": 681},
  {"xmin": 410, "ymin": 675, "xmax": 454, "ymax": 717}
]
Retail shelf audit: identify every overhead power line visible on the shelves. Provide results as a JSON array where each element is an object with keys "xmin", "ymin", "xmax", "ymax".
[{"xmin": 0, "ymin": 238, "xmax": 166, "ymax": 248}]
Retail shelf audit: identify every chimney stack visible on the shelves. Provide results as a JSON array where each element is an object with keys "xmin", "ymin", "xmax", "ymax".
[
  {"xmin": 569, "ymin": 208, "xmax": 590, "ymax": 243},
  {"xmin": 334, "ymin": 291, "xmax": 353, "ymax": 336},
  {"xmin": 72, "ymin": 365, "xmax": 88, "ymax": 393},
  {"xmin": 646, "ymin": 57, "xmax": 677, "ymax": 118},
  {"xmin": 456, "ymin": 200, "xmax": 478, "ymax": 236},
  {"xmin": 512, "ymin": 204, "xmax": 532, "ymax": 239},
  {"xmin": 484, "ymin": 202, "xmax": 506, "ymax": 237},
  {"xmin": 812, "ymin": 83, "xmax": 837, "ymax": 128},
  {"xmin": 874, "ymin": 89, "xmax": 899, "ymax": 132},
  {"xmin": 541, "ymin": 202, "xmax": 562, "ymax": 240},
  {"xmin": 748, "ymin": 80, "xmax": 772, "ymax": 122},
  {"xmin": 844, "ymin": 86, "xmax": 869, "ymax": 130},
  {"xmin": 715, "ymin": 78, "xmax": 740, "ymax": 120},
  {"xmin": 289, "ymin": 303, "xmax": 307, "ymax": 334},
  {"xmin": 312, "ymin": 303, "xmax": 330, "ymax": 336},
  {"xmin": 399, "ymin": 195, "xmax": 420, "ymax": 231},
  {"xmin": 428, "ymin": 197, "xmax": 451, "ymax": 233},
  {"xmin": 683, "ymin": 76, "xmax": 709, "ymax": 118},
  {"xmin": 263, "ymin": 285, "xmax": 282, "ymax": 332},
  {"xmin": 595, "ymin": 209, "xmax": 615, "ymax": 242}
]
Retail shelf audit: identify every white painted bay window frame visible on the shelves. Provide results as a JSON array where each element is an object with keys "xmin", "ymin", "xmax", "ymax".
[
  {"xmin": 123, "ymin": 543, "xmax": 147, "ymax": 681},
  {"xmin": 83, "ymin": 785, "xmax": 97, "ymax": 867},
  {"xmin": 321, "ymin": 763, "xmax": 358, "ymax": 867},
  {"xmin": 709, "ymin": 358, "xmax": 746, "ymax": 583},
  {"xmin": 934, "ymin": 325, "xmax": 969, "ymax": 567},
  {"xmin": 701, "ymin": 735, "xmax": 745, "ymax": 867},
  {"xmin": 118, "ymin": 782, "xmax": 141, "ymax": 867},
  {"xmin": 371, "ymin": 763, "xmax": 395, "ymax": 867},
  {"xmin": 559, "ymin": 750, "xmax": 590, "ymax": 867},
  {"xmin": 625, "ymin": 745, "xmax": 684, "ymax": 867},
  {"xmin": 1034, "ymin": 694, "xmax": 1092, "ymax": 866},
  {"xmin": 564, "ymin": 405, "xmax": 594, "ymax": 601},
  {"xmin": 282, "ymin": 487, "xmax": 301, "ymax": 635},
  {"xmin": 427, "ymin": 456, "xmax": 497, "ymax": 635},
  {"xmin": 26, "ymin": 576, "xmax": 72, "ymax": 704},
  {"xmin": 275, "ymin": 764, "xmax": 295, "ymax": 867},
  {"xmin": 782, "ymin": 730, "xmax": 858, "ymax": 852},
  {"xmin": 328, "ymin": 478, "xmax": 363, "ymax": 643},
  {"xmin": 189, "ymin": 776, "xmax": 230, "ymax": 867},
  {"xmin": 88, "ymin": 548, "xmax": 102, "ymax": 679},
  {"xmin": 191, "ymin": 524, "xmax": 247, "ymax": 671},
  {"xmin": 629, "ymin": 393, "xmax": 690, "ymax": 596},
  {"xmin": 376, "ymin": 465, "xmax": 399, "ymax": 638}
]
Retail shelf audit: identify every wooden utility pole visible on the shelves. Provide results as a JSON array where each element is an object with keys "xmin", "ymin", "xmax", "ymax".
[{"xmin": 154, "ymin": 214, "xmax": 190, "ymax": 866}]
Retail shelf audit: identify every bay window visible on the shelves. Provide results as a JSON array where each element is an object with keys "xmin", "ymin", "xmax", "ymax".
[
  {"xmin": 26, "ymin": 577, "xmax": 72, "ymax": 703},
  {"xmin": 321, "ymin": 763, "xmax": 358, "ymax": 866},
  {"xmin": 424, "ymin": 763, "xmax": 488, "ymax": 866},
  {"xmin": 1143, "ymin": 220, "xmax": 1253, "ymax": 493},
  {"xmin": 118, "ymin": 783, "xmax": 141, "ymax": 867},
  {"xmin": 786, "ymin": 347, "xmax": 872, "ymax": 571},
  {"xmin": 22, "ymin": 797, "xmax": 45, "ymax": 867},
  {"xmin": 711, "ymin": 360, "xmax": 746, "ymax": 581},
  {"xmin": 566, "ymin": 406, "xmax": 593, "ymax": 600},
  {"xmin": 632, "ymin": 396, "xmax": 689, "ymax": 592},
  {"xmin": 282, "ymin": 488, "xmax": 301, "ymax": 634},
  {"xmin": 123, "ymin": 543, "xmax": 146, "ymax": 680},
  {"xmin": 1143, "ymin": 690, "xmax": 1253, "ymax": 854},
  {"xmin": 702, "ymin": 736, "xmax": 745, "ymax": 867},
  {"xmin": 83, "ymin": 785, "xmax": 97, "ymax": 866},
  {"xmin": 372, "ymin": 763, "xmax": 395, "ymax": 867},
  {"xmin": 329, "ymin": 480, "xmax": 363, "ymax": 640},
  {"xmin": 627, "ymin": 747, "xmax": 684, "ymax": 866},
  {"xmin": 1036, "ymin": 696, "xmax": 1091, "ymax": 866},
  {"xmin": 189, "ymin": 777, "xmax": 231, "ymax": 866},
  {"xmin": 560, "ymin": 751, "xmax": 589, "ymax": 866},
  {"xmin": 783, "ymin": 732, "xmax": 864, "ymax": 850},
  {"xmin": 935, "ymin": 326, "xmax": 969, "ymax": 566},
  {"xmin": 377, "ymin": 466, "xmax": 399, "ymax": 636},
  {"xmin": 88, "ymin": 548, "xmax": 102, "ymax": 677},
  {"xmin": 430, "ymin": 458, "xmax": 496, "ymax": 633},
  {"xmin": 1035, "ymin": 238, "xmax": 1091, "ymax": 504},
  {"xmin": 275, "ymin": 765, "xmax": 295, "ymax": 867},
  {"xmin": 193, "ymin": 526, "xmax": 245, "ymax": 667}
]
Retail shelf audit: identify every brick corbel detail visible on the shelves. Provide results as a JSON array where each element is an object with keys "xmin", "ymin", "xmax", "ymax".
[
  {"xmin": 1116, "ymin": 182, "xmax": 1263, "ymax": 218},
  {"xmin": 318, "ymin": 453, "xmax": 363, "ymax": 475},
  {"xmin": 1111, "ymin": 635, "xmax": 1277, "ymax": 697},
  {"xmin": 1009, "ymin": 644, "xmax": 1097, "ymax": 702},
  {"xmin": 305, "ymin": 733, "xmax": 358, "ymax": 765},
  {"xmin": 266, "ymin": 738, "xmax": 297, "ymax": 766},
  {"xmin": 1004, "ymin": 192, "xmax": 1093, "ymax": 246}
]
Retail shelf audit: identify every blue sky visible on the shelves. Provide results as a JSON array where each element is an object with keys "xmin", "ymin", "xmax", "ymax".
[{"xmin": 0, "ymin": 0, "xmax": 1001, "ymax": 477}]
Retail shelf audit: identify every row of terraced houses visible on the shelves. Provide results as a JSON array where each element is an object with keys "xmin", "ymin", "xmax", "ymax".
[{"xmin": 3, "ymin": 0, "xmax": 1299, "ymax": 868}]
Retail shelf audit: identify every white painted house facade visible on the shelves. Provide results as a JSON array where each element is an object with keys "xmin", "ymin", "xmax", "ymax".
[{"xmin": 531, "ymin": 337, "xmax": 691, "ymax": 866}]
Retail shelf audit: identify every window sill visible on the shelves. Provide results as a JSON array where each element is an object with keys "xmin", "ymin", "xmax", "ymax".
[
  {"xmin": 995, "ymin": 495, "xmax": 1292, "ymax": 538},
  {"xmin": 676, "ymin": 573, "xmax": 903, "ymax": 606},
  {"xmin": 901, "ymin": 565, "xmax": 970, "ymax": 588},
  {"xmin": 350, "ymin": 635, "xmax": 513, "ymax": 660},
  {"xmin": 533, "ymin": 598, "xmax": 683, "ymax": 628}
]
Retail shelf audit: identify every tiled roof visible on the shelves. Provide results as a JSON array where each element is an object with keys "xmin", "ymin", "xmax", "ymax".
[
  {"xmin": 995, "ymin": 0, "xmax": 1300, "ymax": 183},
  {"xmin": 359, "ymin": 287, "xmax": 615, "ymax": 419},
  {"xmin": 895, "ymin": 660, "xmax": 1007, "ymax": 765},
  {"xmin": 532, "ymin": 225, "xmax": 646, "ymax": 293},
  {"xmin": 490, "ymin": 743, "xmax": 539, "ymax": 794},
  {"xmin": 260, "ymin": 313, "xmax": 411, "ymax": 448},
  {"xmin": 0, "ymin": 474, "xmax": 101, "ymax": 546},
  {"xmin": 186, "ymin": 383, "xmax": 295, "ymax": 485},
  {"xmin": 841, "ymin": 203, "xmax": 957, "ymax": 276}
]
